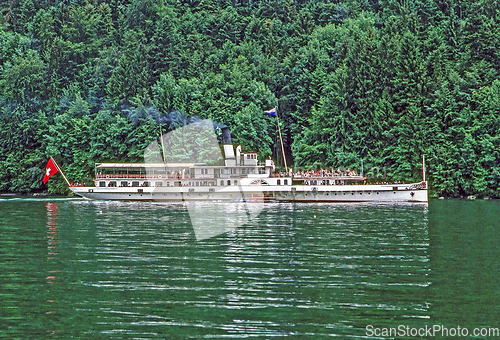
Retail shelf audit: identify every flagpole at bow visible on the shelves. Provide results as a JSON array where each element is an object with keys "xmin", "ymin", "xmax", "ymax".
[{"xmin": 50, "ymin": 157, "xmax": 71, "ymax": 187}]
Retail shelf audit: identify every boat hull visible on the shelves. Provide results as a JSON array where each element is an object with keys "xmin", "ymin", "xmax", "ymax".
[{"xmin": 70, "ymin": 182, "xmax": 428, "ymax": 203}]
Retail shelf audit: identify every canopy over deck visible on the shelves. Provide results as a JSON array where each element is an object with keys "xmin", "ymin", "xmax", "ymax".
[{"xmin": 96, "ymin": 163, "xmax": 196, "ymax": 169}]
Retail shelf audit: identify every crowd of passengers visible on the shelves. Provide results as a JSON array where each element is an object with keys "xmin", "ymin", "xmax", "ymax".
[{"xmin": 275, "ymin": 168, "xmax": 359, "ymax": 177}]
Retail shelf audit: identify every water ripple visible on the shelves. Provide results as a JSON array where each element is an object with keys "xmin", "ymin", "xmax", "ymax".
[{"xmin": 2, "ymin": 199, "xmax": 466, "ymax": 339}]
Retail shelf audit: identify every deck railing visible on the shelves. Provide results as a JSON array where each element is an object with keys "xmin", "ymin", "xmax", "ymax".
[{"xmin": 96, "ymin": 174, "xmax": 192, "ymax": 179}]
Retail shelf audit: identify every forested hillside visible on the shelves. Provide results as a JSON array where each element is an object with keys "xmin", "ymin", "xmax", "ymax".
[{"xmin": 1, "ymin": 0, "xmax": 499, "ymax": 197}]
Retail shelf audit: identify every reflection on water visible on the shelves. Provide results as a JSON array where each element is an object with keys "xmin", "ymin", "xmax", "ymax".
[
  {"xmin": 186, "ymin": 201, "xmax": 264, "ymax": 241},
  {"xmin": 45, "ymin": 202, "xmax": 59, "ymax": 336},
  {"xmin": 0, "ymin": 199, "xmax": 498, "ymax": 338}
]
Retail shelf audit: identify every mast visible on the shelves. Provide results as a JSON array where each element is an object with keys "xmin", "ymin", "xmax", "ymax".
[
  {"xmin": 275, "ymin": 108, "xmax": 288, "ymax": 172},
  {"xmin": 160, "ymin": 126, "xmax": 167, "ymax": 163},
  {"xmin": 422, "ymin": 155, "xmax": 426, "ymax": 182}
]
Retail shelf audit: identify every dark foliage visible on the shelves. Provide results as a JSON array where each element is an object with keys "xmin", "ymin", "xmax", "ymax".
[{"xmin": 1, "ymin": 0, "xmax": 499, "ymax": 197}]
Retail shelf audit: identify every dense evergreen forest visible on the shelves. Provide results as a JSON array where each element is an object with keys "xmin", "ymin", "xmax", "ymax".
[{"xmin": 1, "ymin": 0, "xmax": 499, "ymax": 197}]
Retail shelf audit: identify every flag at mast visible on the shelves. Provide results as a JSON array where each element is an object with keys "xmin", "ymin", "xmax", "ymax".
[{"xmin": 264, "ymin": 108, "xmax": 276, "ymax": 116}]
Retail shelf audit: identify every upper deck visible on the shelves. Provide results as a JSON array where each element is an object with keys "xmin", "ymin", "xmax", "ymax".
[{"xmin": 95, "ymin": 162, "xmax": 267, "ymax": 180}]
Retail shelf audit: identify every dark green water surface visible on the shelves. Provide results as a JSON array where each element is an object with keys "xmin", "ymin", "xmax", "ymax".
[{"xmin": 1, "ymin": 199, "xmax": 499, "ymax": 339}]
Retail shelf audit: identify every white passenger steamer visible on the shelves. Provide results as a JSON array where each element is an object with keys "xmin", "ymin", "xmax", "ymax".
[{"xmin": 69, "ymin": 127, "xmax": 428, "ymax": 202}]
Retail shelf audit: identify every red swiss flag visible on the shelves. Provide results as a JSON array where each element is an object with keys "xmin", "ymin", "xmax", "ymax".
[{"xmin": 43, "ymin": 158, "xmax": 59, "ymax": 184}]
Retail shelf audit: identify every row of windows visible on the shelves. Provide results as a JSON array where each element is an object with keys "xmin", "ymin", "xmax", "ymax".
[
  {"xmin": 99, "ymin": 180, "xmax": 236, "ymax": 187},
  {"xmin": 220, "ymin": 180, "xmax": 237, "ymax": 186},
  {"xmin": 101, "ymin": 181, "xmax": 154, "ymax": 187},
  {"xmin": 276, "ymin": 179, "xmax": 289, "ymax": 185},
  {"xmin": 299, "ymin": 192, "xmax": 394, "ymax": 196},
  {"xmin": 303, "ymin": 179, "xmax": 343, "ymax": 185},
  {"xmin": 189, "ymin": 188, "xmax": 216, "ymax": 192},
  {"xmin": 184, "ymin": 181, "xmax": 216, "ymax": 187}
]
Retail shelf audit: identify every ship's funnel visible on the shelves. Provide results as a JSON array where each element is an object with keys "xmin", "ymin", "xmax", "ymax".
[
  {"xmin": 221, "ymin": 127, "xmax": 235, "ymax": 166},
  {"xmin": 221, "ymin": 127, "xmax": 232, "ymax": 144}
]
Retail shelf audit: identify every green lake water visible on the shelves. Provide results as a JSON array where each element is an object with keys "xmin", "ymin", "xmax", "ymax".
[{"xmin": 1, "ymin": 199, "xmax": 499, "ymax": 339}]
